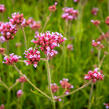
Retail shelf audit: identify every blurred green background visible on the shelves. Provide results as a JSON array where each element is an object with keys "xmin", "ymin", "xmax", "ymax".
[{"xmin": 0, "ymin": 0, "xmax": 109, "ymax": 109}]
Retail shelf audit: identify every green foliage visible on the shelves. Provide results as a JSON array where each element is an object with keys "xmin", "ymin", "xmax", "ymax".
[{"xmin": 0, "ymin": 0, "xmax": 109, "ymax": 109}]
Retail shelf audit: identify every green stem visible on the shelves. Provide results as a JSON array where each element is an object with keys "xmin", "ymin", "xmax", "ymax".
[
  {"xmin": 41, "ymin": 13, "xmax": 52, "ymax": 33},
  {"xmin": 13, "ymin": 64, "xmax": 51, "ymax": 100},
  {"xmin": 46, "ymin": 59, "xmax": 56, "ymax": 109},
  {"xmin": 7, "ymin": 89, "xmax": 11, "ymax": 109},
  {"xmin": 56, "ymin": 81, "xmax": 91, "ymax": 99},
  {"xmin": 88, "ymin": 82, "xmax": 94, "ymax": 109},
  {"xmin": 21, "ymin": 27, "xmax": 27, "ymax": 49}
]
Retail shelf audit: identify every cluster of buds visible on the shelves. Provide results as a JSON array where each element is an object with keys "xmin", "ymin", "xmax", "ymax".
[
  {"xmin": 84, "ymin": 68, "xmax": 104, "ymax": 82},
  {"xmin": 92, "ymin": 40, "xmax": 104, "ymax": 49},
  {"xmin": 91, "ymin": 8, "xmax": 99, "ymax": 16},
  {"xmin": 17, "ymin": 89, "xmax": 23, "ymax": 98},
  {"xmin": 48, "ymin": 2, "xmax": 57, "ymax": 12},
  {"xmin": 62, "ymin": 7, "xmax": 78, "ymax": 21},
  {"xmin": 0, "ymin": 22, "xmax": 17, "ymax": 40},
  {"xmin": 97, "ymin": 32, "xmax": 109, "ymax": 41},
  {"xmin": 32, "ymin": 31, "xmax": 66, "ymax": 58},
  {"xmin": 51, "ymin": 83, "xmax": 59, "ymax": 93},
  {"xmin": 3, "ymin": 53, "xmax": 21, "ymax": 65},
  {"xmin": 9, "ymin": 12, "xmax": 24, "ymax": 26},
  {"xmin": 0, "ymin": 48, "xmax": 5, "ymax": 54},
  {"xmin": 18, "ymin": 76, "xmax": 27, "ymax": 83},
  {"xmin": 104, "ymin": 103, "xmax": 109, "ymax": 109},
  {"xmin": 60, "ymin": 78, "xmax": 74, "ymax": 94},
  {"xmin": 67, "ymin": 44, "xmax": 73, "ymax": 51},
  {"xmin": 0, "ymin": 4, "xmax": 5, "ymax": 13},
  {"xmin": 91, "ymin": 20, "xmax": 100, "ymax": 26},
  {"xmin": 0, "ymin": 104, "xmax": 4, "ymax": 109},
  {"xmin": 105, "ymin": 16, "xmax": 109, "ymax": 25},
  {"xmin": 24, "ymin": 47, "xmax": 40, "ymax": 68}
]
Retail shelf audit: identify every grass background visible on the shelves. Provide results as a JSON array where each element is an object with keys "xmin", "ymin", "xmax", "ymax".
[{"xmin": 0, "ymin": 0, "xmax": 109, "ymax": 108}]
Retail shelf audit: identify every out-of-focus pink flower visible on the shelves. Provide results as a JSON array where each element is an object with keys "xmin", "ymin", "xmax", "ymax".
[
  {"xmin": 74, "ymin": 0, "xmax": 80, "ymax": 2},
  {"xmin": 3, "ymin": 53, "xmax": 21, "ymax": 65},
  {"xmin": 17, "ymin": 89, "xmax": 23, "ymax": 98},
  {"xmin": 91, "ymin": 8, "xmax": 99, "ymax": 16},
  {"xmin": 0, "ymin": 104, "xmax": 5, "ymax": 109},
  {"xmin": 0, "ymin": 22, "xmax": 17, "ymax": 40},
  {"xmin": 0, "ymin": 48, "xmax": 5, "ymax": 54},
  {"xmin": 0, "ymin": 4, "xmax": 5, "ymax": 13},
  {"xmin": 24, "ymin": 47, "xmax": 40, "ymax": 68},
  {"xmin": 0, "ymin": 36, "xmax": 6, "ymax": 43},
  {"xmin": 60, "ymin": 78, "xmax": 74, "ymax": 94},
  {"xmin": 54, "ymin": 96, "xmax": 62, "ymax": 102},
  {"xmin": 104, "ymin": 103, "xmax": 109, "ymax": 109},
  {"xmin": 67, "ymin": 44, "xmax": 73, "ymax": 51},
  {"xmin": 32, "ymin": 31, "xmax": 66, "ymax": 58},
  {"xmin": 84, "ymin": 68, "xmax": 104, "ymax": 83},
  {"xmin": 105, "ymin": 16, "xmax": 109, "ymax": 25},
  {"xmin": 51, "ymin": 83, "xmax": 59, "ymax": 93},
  {"xmin": 48, "ymin": 2, "xmax": 57, "ymax": 12},
  {"xmin": 18, "ymin": 76, "xmax": 27, "ymax": 83},
  {"xmin": 25, "ymin": 18, "xmax": 41, "ymax": 30},
  {"xmin": 91, "ymin": 20, "xmax": 100, "ymax": 26},
  {"xmin": 92, "ymin": 40, "xmax": 104, "ymax": 49},
  {"xmin": 62, "ymin": 7, "xmax": 78, "ymax": 21}
]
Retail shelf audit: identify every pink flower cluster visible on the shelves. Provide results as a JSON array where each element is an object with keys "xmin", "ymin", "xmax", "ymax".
[
  {"xmin": 17, "ymin": 89, "xmax": 23, "ymax": 98},
  {"xmin": 18, "ymin": 76, "xmax": 27, "ymax": 83},
  {"xmin": 60, "ymin": 78, "xmax": 74, "ymax": 94},
  {"xmin": 3, "ymin": 53, "xmax": 21, "ymax": 65},
  {"xmin": 105, "ymin": 16, "xmax": 109, "ymax": 25},
  {"xmin": 9, "ymin": 12, "xmax": 24, "ymax": 26},
  {"xmin": 91, "ymin": 20, "xmax": 100, "ymax": 26},
  {"xmin": 92, "ymin": 40, "xmax": 104, "ymax": 49},
  {"xmin": 32, "ymin": 31, "xmax": 66, "ymax": 58},
  {"xmin": 91, "ymin": 8, "xmax": 99, "ymax": 16},
  {"xmin": 48, "ymin": 2, "xmax": 57, "ymax": 12},
  {"xmin": 104, "ymin": 103, "xmax": 109, "ymax": 109},
  {"xmin": 24, "ymin": 48, "xmax": 40, "ymax": 68},
  {"xmin": 0, "ymin": 22, "xmax": 17, "ymax": 40},
  {"xmin": 0, "ymin": 104, "xmax": 4, "ymax": 109},
  {"xmin": 27, "ymin": 18, "xmax": 41, "ymax": 30},
  {"xmin": 84, "ymin": 68, "xmax": 104, "ymax": 82},
  {"xmin": 67, "ymin": 44, "xmax": 73, "ymax": 51},
  {"xmin": 0, "ymin": 4, "xmax": 5, "ymax": 13},
  {"xmin": 50, "ymin": 78, "xmax": 74, "ymax": 102},
  {"xmin": 62, "ymin": 7, "xmax": 78, "ymax": 21},
  {"xmin": 51, "ymin": 83, "xmax": 59, "ymax": 93}
]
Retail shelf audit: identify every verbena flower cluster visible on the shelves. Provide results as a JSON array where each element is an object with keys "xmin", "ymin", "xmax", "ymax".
[
  {"xmin": 9, "ymin": 12, "xmax": 24, "ymax": 26},
  {"xmin": 92, "ymin": 40, "xmax": 104, "ymax": 49},
  {"xmin": 26, "ymin": 18, "xmax": 41, "ymax": 30},
  {"xmin": 3, "ymin": 53, "xmax": 21, "ymax": 65},
  {"xmin": 51, "ymin": 78, "xmax": 74, "ymax": 95},
  {"xmin": 0, "ymin": 104, "xmax": 4, "ymax": 109},
  {"xmin": 67, "ymin": 44, "xmax": 73, "ymax": 51},
  {"xmin": 0, "ymin": 4, "xmax": 5, "ymax": 13},
  {"xmin": 62, "ymin": 7, "xmax": 78, "ymax": 21},
  {"xmin": 91, "ymin": 20, "xmax": 100, "ymax": 26},
  {"xmin": 104, "ymin": 103, "xmax": 109, "ymax": 109},
  {"xmin": 91, "ymin": 8, "xmax": 99, "ymax": 16},
  {"xmin": 32, "ymin": 31, "xmax": 66, "ymax": 58},
  {"xmin": 0, "ymin": 22, "xmax": 17, "ymax": 40},
  {"xmin": 48, "ymin": 2, "xmax": 57, "ymax": 12},
  {"xmin": 24, "ymin": 47, "xmax": 40, "ymax": 68},
  {"xmin": 84, "ymin": 68, "xmax": 104, "ymax": 82}
]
